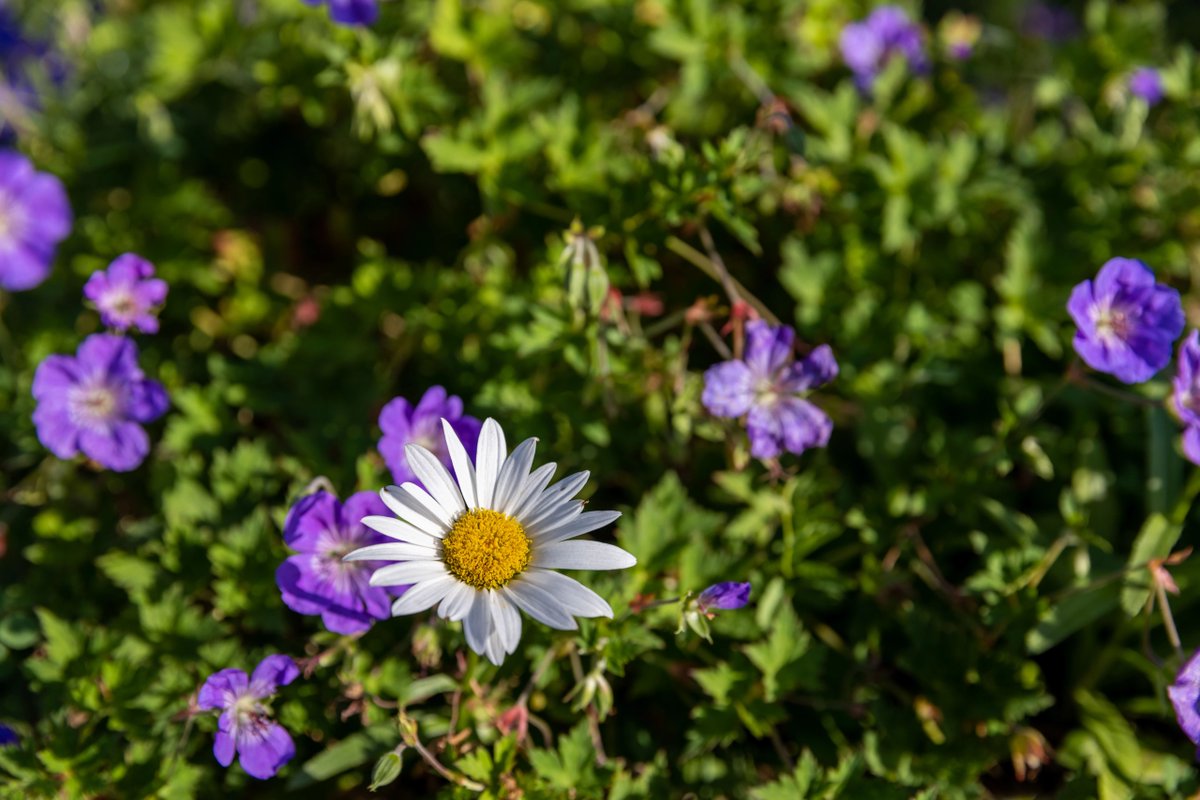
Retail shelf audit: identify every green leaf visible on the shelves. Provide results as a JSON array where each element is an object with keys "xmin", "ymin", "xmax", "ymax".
[
  {"xmin": 34, "ymin": 607, "xmax": 82, "ymax": 667},
  {"xmin": 1027, "ymin": 580, "xmax": 1122, "ymax": 654},
  {"xmin": 1120, "ymin": 514, "xmax": 1182, "ymax": 616},
  {"xmin": 96, "ymin": 552, "xmax": 159, "ymax": 596},
  {"xmin": 743, "ymin": 603, "xmax": 823, "ymax": 701},
  {"xmin": 287, "ymin": 728, "xmax": 395, "ymax": 790},
  {"xmin": 528, "ymin": 723, "xmax": 601, "ymax": 792},
  {"xmin": 0, "ymin": 613, "xmax": 40, "ymax": 650}
]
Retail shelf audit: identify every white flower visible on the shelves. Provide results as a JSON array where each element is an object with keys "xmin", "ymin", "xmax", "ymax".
[{"xmin": 345, "ymin": 418, "xmax": 636, "ymax": 665}]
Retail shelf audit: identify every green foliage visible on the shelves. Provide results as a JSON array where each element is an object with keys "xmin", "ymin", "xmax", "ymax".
[{"xmin": 3, "ymin": 0, "xmax": 1200, "ymax": 797}]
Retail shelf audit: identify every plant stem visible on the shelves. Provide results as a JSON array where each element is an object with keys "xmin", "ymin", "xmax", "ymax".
[
  {"xmin": 664, "ymin": 236, "xmax": 779, "ymax": 325},
  {"xmin": 1156, "ymin": 582, "xmax": 1185, "ymax": 660}
]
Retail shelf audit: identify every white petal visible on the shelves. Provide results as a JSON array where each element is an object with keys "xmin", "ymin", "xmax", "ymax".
[
  {"xmin": 379, "ymin": 488, "xmax": 447, "ymax": 538},
  {"xmin": 475, "ymin": 418, "xmax": 507, "ymax": 509},
  {"xmin": 391, "ymin": 577, "xmax": 455, "ymax": 616},
  {"xmin": 531, "ymin": 510, "xmax": 623, "ymax": 544},
  {"xmin": 521, "ymin": 569, "xmax": 613, "ymax": 618},
  {"xmin": 493, "ymin": 437, "xmax": 537, "ymax": 513},
  {"xmin": 438, "ymin": 582, "xmax": 476, "ymax": 621},
  {"xmin": 441, "ymin": 419, "xmax": 478, "ymax": 509},
  {"xmin": 405, "ymin": 444, "xmax": 466, "ymax": 515},
  {"xmin": 370, "ymin": 561, "xmax": 448, "ymax": 587},
  {"xmin": 524, "ymin": 500, "xmax": 583, "ymax": 537},
  {"xmin": 525, "ymin": 500, "xmax": 584, "ymax": 538},
  {"xmin": 503, "ymin": 581, "xmax": 578, "ymax": 630},
  {"xmin": 463, "ymin": 591, "xmax": 492, "ymax": 656},
  {"xmin": 361, "ymin": 515, "xmax": 442, "ymax": 546},
  {"xmin": 400, "ymin": 482, "xmax": 455, "ymax": 528},
  {"xmin": 492, "ymin": 593, "xmax": 522, "ymax": 654},
  {"xmin": 533, "ymin": 541, "xmax": 637, "ymax": 570},
  {"xmin": 344, "ymin": 542, "xmax": 439, "ymax": 562},
  {"xmin": 484, "ymin": 628, "xmax": 506, "ymax": 666},
  {"xmin": 506, "ymin": 463, "xmax": 558, "ymax": 519},
  {"xmin": 521, "ymin": 472, "xmax": 589, "ymax": 526}
]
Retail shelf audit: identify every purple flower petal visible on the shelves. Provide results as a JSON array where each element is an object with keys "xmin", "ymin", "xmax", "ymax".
[
  {"xmin": 1130, "ymin": 67, "xmax": 1165, "ymax": 106},
  {"xmin": 1183, "ymin": 427, "xmax": 1200, "ymax": 467},
  {"xmin": 378, "ymin": 386, "xmax": 480, "ymax": 485},
  {"xmin": 1171, "ymin": 648, "xmax": 1200, "ymax": 745},
  {"xmin": 237, "ymin": 721, "xmax": 295, "ymax": 780},
  {"xmin": 249, "ymin": 655, "xmax": 299, "ymax": 698},
  {"xmin": 198, "ymin": 668, "xmax": 249, "ymax": 710},
  {"xmin": 702, "ymin": 361, "xmax": 755, "ymax": 418},
  {"xmin": 213, "ymin": 714, "xmax": 237, "ymax": 767},
  {"xmin": 79, "ymin": 423, "xmax": 150, "ymax": 472},
  {"xmin": 697, "ymin": 581, "xmax": 751, "ymax": 610},
  {"xmin": 282, "ymin": 491, "xmax": 341, "ymax": 550},
  {"xmin": 745, "ymin": 321, "xmax": 795, "ymax": 378}
]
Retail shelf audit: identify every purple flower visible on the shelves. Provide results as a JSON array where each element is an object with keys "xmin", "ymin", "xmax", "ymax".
[
  {"xmin": 276, "ymin": 490, "xmax": 394, "ymax": 634},
  {"xmin": 1021, "ymin": 2, "xmax": 1078, "ymax": 42},
  {"xmin": 1067, "ymin": 258, "xmax": 1184, "ymax": 385},
  {"xmin": 0, "ymin": 724, "xmax": 16, "ymax": 747},
  {"xmin": 302, "ymin": 0, "xmax": 379, "ymax": 26},
  {"xmin": 0, "ymin": 150, "xmax": 71, "ymax": 291},
  {"xmin": 839, "ymin": 6, "xmax": 928, "ymax": 90},
  {"xmin": 32, "ymin": 334, "xmax": 169, "ymax": 472},
  {"xmin": 83, "ymin": 253, "xmax": 168, "ymax": 333},
  {"xmin": 198, "ymin": 655, "xmax": 299, "ymax": 780},
  {"xmin": 1130, "ymin": 67, "xmax": 1165, "ymax": 107},
  {"xmin": 1169, "ymin": 648, "xmax": 1200, "ymax": 758},
  {"xmin": 378, "ymin": 386, "xmax": 481, "ymax": 485},
  {"xmin": 1172, "ymin": 331, "xmax": 1200, "ymax": 465},
  {"xmin": 697, "ymin": 582, "xmax": 751, "ymax": 611},
  {"xmin": 702, "ymin": 321, "xmax": 838, "ymax": 460}
]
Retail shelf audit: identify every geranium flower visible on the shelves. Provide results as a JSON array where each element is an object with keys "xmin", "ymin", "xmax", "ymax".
[
  {"xmin": 0, "ymin": 150, "xmax": 71, "ymax": 291},
  {"xmin": 702, "ymin": 321, "xmax": 838, "ymax": 460},
  {"xmin": 1067, "ymin": 258, "xmax": 1184, "ymax": 384},
  {"xmin": 198, "ymin": 655, "xmax": 299, "ymax": 780},
  {"xmin": 83, "ymin": 253, "xmax": 168, "ymax": 333},
  {"xmin": 276, "ymin": 490, "xmax": 394, "ymax": 634},
  {"xmin": 32, "ymin": 334, "xmax": 168, "ymax": 471}
]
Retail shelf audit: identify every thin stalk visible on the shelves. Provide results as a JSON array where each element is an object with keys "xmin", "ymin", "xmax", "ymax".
[
  {"xmin": 663, "ymin": 236, "xmax": 779, "ymax": 325},
  {"xmin": 1156, "ymin": 582, "xmax": 1185, "ymax": 660}
]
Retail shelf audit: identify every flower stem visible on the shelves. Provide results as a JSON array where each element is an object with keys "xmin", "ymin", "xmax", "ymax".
[
  {"xmin": 1156, "ymin": 582, "xmax": 1185, "ymax": 660},
  {"xmin": 663, "ymin": 236, "xmax": 779, "ymax": 325},
  {"xmin": 399, "ymin": 714, "xmax": 485, "ymax": 792}
]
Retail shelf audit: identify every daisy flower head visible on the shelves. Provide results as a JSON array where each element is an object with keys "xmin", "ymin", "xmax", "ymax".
[{"xmin": 347, "ymin": 418, "xmax": 637, "ymax": 666}]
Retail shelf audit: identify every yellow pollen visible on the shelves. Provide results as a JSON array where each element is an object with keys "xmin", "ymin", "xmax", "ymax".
[{"xmin": 441, "ymin": 509, "xmax": 531, "ymax": 590}]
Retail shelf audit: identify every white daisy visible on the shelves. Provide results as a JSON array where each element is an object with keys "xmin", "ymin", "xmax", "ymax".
[{"xmin": 344, "ymin": 417, "xmax": 637, "ymax": 665}]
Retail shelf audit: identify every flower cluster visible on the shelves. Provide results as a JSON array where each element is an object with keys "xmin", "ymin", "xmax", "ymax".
[
  {"xmin": 839, "ymin": 6, "xmax": 928, "ymax": 90},
  {"xmin": 702, "ymin": 320, "xmax": 838, "ymax": 461},
  {"xmin": 31, "ymin": 249, "xmax": 170, "ymax": 471}
]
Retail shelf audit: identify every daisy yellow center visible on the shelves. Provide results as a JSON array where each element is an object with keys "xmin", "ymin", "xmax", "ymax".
[{"xmin": 442, "ymin": 509, "xmax": 531, "ymax": 590}]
